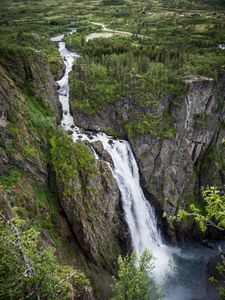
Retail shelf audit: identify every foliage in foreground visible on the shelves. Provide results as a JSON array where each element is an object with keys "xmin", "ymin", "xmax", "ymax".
[
  {"xmin": 169, "ymin": 186, "xmax": 225, "ymax": 232},
  {"xmin": 0, "ymin": 214, "xmax": 89, "ymax": 300},
  {"xmin": 167, "ymin": 186, "xmax": 225, "ymax": 299},
  {"xmin": 112, "ymin": 250, "xmax": 162, "ymax": 300}
]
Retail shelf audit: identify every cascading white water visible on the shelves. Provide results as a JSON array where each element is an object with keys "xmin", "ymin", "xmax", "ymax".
[
  {"xmin": 51, "ymin": 31, "xmax": 221, "ymax": 300},
  {"xmin": 51, "ymin": 32, "xmax": 173, "ymax": 282}
]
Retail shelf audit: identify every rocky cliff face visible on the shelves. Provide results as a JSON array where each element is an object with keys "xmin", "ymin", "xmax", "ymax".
[
  {"xmin": 50, "ymin": 132, "xmax": 130, "ymax": 272},
  {"xmin": 0, "ymin": 48, "xmax": 132, "ymax": 299},
  {"xmin": 55, "ymin": 147, "xmax": 130, "ymax": 271},
  {"xmin": 0, "ymin": 50, "xmax": 61, "ymax": 122},
  {"xmin": 0, "ymin": 55, "xmax": 95, "ymax": 298},
  {"xmin": 71, "ymin": 71, "xmax": 225, "ymax": 241}
]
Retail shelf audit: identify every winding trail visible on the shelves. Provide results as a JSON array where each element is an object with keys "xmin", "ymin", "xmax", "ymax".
[
  {"xmin": 90, "ymin": 21, "xmax": 133, "ymax": 35},
  {"xmin": 86, "ymin": 21, "xmax": 147, "ymax": 42}
]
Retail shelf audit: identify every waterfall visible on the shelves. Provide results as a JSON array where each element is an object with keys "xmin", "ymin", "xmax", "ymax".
[
  {"xmin": 51, "ymin": 32, "xmax": 221, "ymax": 300},
  {"xmin": 51, "ymin": 32, "xmax": 172, "ymax": 281}
]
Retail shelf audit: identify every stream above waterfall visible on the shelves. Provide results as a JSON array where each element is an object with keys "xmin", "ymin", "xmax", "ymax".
[{"xmin": 51, "ymin": 31, "xmax": 224, "ymax": 300}]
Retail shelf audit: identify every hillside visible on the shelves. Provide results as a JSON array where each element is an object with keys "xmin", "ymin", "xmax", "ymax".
[{"xmin": 0, "ymin": 0, "xmax": 225, "ymax": 299}]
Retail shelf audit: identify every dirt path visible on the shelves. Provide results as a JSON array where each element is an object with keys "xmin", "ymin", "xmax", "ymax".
[{"xmin": 85, "ymin": 21, "xmax": 147, "ymax": 42}]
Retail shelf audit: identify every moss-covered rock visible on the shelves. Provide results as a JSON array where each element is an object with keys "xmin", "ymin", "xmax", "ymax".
[{"xmin": 51, "ymin": 130, "xmax": 130, "ymax": 272}]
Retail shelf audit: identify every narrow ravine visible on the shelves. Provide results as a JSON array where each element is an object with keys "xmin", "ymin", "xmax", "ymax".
[{"xmin": 51, "ymin": 31, "xmax": 221, "ymax": 300}]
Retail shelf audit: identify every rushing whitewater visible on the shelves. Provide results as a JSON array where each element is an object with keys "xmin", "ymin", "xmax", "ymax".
[
  {"xmin": 51, "ymin": 31, "xmax": 221, "ymax": 300},
  {"xmin": 51, "ymin": 32, "xmax": 172, "ymax": 282}
]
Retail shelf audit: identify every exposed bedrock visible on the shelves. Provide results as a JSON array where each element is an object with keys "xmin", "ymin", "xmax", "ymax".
[
  {"xmin": 55, "ymin": 151, "xmax": 131, "ymax": 272},
  {"xmin": 71, "ymin": 70, "xmax": 225, "ymax": 241}
]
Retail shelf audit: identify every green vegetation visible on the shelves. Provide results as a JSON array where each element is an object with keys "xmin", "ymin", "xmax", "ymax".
[
  {"xmin": 161, "ymin": 0, "xmax": 225, "ymax": 10},
  {"xmin": 0, "ymin": 29, "xmax": 62, "ymax": 80},
  {"xmin": 63, "ymin": 0, "xmax": 225, "ymax": 136},
  {"xmin": 125, "ymin": 113, "xmax": 175, "ymax": 137},
  {"xmin": 112, "ymin": 250, "xmax": 162, "ymax": 300},
  {"xmin": 102, "ymin": 0, "xmax": 126, "ymax": 6},
  {"xmin": 169, "ymin": 186, "xmax": 225, "ymax": 232},
  {"xmin": 69, "ymin": 35, "xmax": 187, "ymax": 118},
  {"xmin": 209, "ymin": 140, "xmax": 225, "ymax": 171},
  {"xmin": 0, "ymin": 2, "xmax": 98, "ymax": 295},
  {"xmin": 1, "ymin": 0, "xmax": 225, "ymax": 138},
  {"xmin": 0, "ymin": 214, "xmax": 89, "ymax": 300},
  {"xmin": 0, "ymin": 0, "xmax": 225, "ymax": 298},
  {"xmin": 168, "ymin": 186, "xmax": 225, "ymax": 299},
  {"xmin": 70, "ymin": 59, "xmax": 121, "ymax": 115},
  {"xmin": 50, "ymin": 129, "xmax": 96, "ymax": 196}
]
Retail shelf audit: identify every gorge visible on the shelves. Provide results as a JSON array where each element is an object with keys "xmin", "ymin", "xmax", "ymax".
[
  {"xmin": 1, "ymin": 1, "xmax": 225, "ymax": 299},
  {"xmin": 52, "ymin": 30, "xmax": 224, "ymax": 300}
]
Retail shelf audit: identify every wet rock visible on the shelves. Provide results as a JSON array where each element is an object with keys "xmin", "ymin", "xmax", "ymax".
[
  {"xmin": 77, "ymin": 286, "xmax": 95, "ymax": 300},
  {"xmin": 91, "ymin": 141, "xmax": 113, "ymax": 164},
  {"xmin": 67, "ymin": 130, "xmax": 73, "ymax": 135},
  {"xmin": 206, "ymin": 252, "xmax": 225, "ymax": 298},
  {"xmin": 201, "ymin": 240, "xmax": 214, "ymax": 250},
  {"xmin": 59, "ymin": 89, "xmax": 67, "ymax": 96},
  {"xmin": 84, "ymin": 131, "xmax": 91, "ymax": 136},
  {"xmin": 0, "ymin": 148, "xmax": 9, "ymax": 174},
  {"xmin": 0, "ymin": 115, "xmax": 8, "ymax": 127}
]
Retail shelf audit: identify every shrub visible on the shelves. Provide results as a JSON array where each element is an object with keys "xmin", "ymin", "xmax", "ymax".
[{"xmin": 112, "ymin": 250, "xmax": 162, "ymax": 300}]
